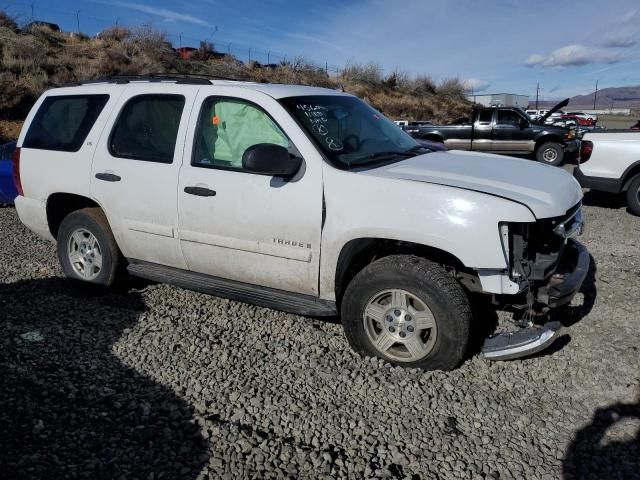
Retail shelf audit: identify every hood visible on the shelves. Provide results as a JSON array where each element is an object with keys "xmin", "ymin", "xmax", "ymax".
[
  {"xmin": 364, "ymin": 150, "xmax": 582, "ymax": 219},
  {"xmin": 539, "ymin": 98, "xmax": 570, "ymax": 124}
]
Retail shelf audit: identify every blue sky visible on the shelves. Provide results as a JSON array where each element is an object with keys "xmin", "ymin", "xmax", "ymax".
[{"xmin": 7, "ymin": 0, "xmax": 640, "ymax": 99}]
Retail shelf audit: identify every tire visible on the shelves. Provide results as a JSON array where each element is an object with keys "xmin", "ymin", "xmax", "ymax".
[
  {"xmin": 626, "ymin": 175, "xmax": 640, "ymax": 216},
  {"xmin": 56, "ymin": 208, "xmax": 123, "ymax": 287},
  {"xmin": 341, "ymin": 255, "xmax": 471, "ymax": 370},
  {"xmin": 536, "ymin": 142, "xmax": 564, "ymax": 166}
]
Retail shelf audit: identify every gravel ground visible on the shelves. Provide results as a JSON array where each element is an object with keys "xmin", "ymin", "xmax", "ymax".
[{"xmin": 0, "ymin": 196, "xmax": 638, "ymax": 480}]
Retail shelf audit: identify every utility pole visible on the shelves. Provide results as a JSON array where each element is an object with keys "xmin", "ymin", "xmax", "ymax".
[
  {"xmin": 593, "ymin": 80, "xmax": 599, "ymax": 110},
  {"xmin": 207, "ymin": 26, "xmax": 218, "ymax": 41},
  {"xmin": 179, "ymin": 32, "xmax": 183, "ymax": 49},
  {"xmin": 76, "ymin": 10, "xmax": 81, "ymax": 33},
  {"xmin": 535, "ymin": 82, "xmax": 540, "ymax": 110},
  {"xmin": 30, "ymin": 1, "xmax": 35, "ymax": 20},
  {"xmin": 248, "ymin": 47, "xmax": 251, "ymax": 63}
]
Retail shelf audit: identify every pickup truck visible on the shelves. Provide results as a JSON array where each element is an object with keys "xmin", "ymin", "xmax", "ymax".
[
  {"xmin": 404, "ymin": 99, "xmax": 578, "ymax": 166},
  {"xmin": 13, "ymin": 76, "xmax": 589, "ymax": 370},
  {"xmin": 574, "ymin": 131, "xmax": 640, "ymax": 215}
]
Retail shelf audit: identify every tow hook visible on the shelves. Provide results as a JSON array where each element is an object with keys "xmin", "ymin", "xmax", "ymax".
[{"xmin": 481, "ymin": 321, "xmax": 563, "ymax": 361}]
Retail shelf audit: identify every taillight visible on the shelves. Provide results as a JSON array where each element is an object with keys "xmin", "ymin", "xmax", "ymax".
[
  {"xmin": 12, "ymin": 146, "xmax": 23, "ymax": 196},
  {"xmin": 580, "ymin": 140, "xmax": 593, "ymax": 163}
]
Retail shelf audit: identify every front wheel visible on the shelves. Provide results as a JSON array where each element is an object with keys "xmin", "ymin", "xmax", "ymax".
[
  {"xmin": 536, "ymin": 142, "xmax": 564, "ymax": 166},
  {"xmin": 341, "ymin": 255, "xmax": 471, "ymax": 370},
  {"xmin": 56, "ymin": 208, "xmax": 123, "ymax": 287},
  {"xmin": 626, "ymin": 175, "xmax": 640, "ymax": 216}
]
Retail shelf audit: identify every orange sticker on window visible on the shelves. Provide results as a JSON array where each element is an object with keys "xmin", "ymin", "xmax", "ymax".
[{"xmin": 212, "ymin": 115, "xmax": 220, "ymax": 125}]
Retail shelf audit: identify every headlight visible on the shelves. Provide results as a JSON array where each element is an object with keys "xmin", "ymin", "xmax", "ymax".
[
  {"xmin": 499, "ymin": 223, "xmax": 510, "ymax": 266},
  {"xmin": 553, "ymin": 207, "xmax": 584, "ymax": 239}
]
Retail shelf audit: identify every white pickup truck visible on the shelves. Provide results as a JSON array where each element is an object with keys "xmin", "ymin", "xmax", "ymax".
[
  {"xmin": 574, "ymin": 131, "xmax": 640, "ymax": 215},
  {"xmin": 13, "ymin": 75, "xmax": 589, "ymax": 370}
]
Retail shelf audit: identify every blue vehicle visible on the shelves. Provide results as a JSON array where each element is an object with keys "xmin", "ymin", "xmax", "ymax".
[{"xmin": 0, "ymin": 141, "xmax": 18, "ymax": 205}]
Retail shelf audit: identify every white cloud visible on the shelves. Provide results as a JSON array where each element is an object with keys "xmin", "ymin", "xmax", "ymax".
[
  {"xmin": 462, "ymin": 78, "xmax": 490, "ymax": 92},
  {"xmin": 104, "ymin": 1, "xmax": 210, "ymax": 27},
  {"xmin": 622, "ymin": 9, "xmax": 639, "ymax": 23},
  {"xmin": 602, "ymin": 32, "xmax": 637, "ymax": 48},
  {"xmin": 525, "ymin": 44, "xmax": 623, "ymax": 68}
]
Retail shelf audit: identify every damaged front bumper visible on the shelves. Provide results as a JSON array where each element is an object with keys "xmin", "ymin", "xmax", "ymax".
[
  {"xmin": 536, "ymin": 239, "xmax": 590, "ymax": 308},
  {"xmin": 483, "ymin": 206, "xmax": 590, "ymax": 361},
  {"xmin": 482, "ymin": 240, "xmax": 590, "ymax": 361}
]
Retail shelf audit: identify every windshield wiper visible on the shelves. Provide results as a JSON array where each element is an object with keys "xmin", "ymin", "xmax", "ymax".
[
  {"xmin": 349, "ymin": 150, "xmax": 415, "ymax": 165},
  {"xmin": 404, "ymin": 145, "xmax": 431, "ymax": 154}
]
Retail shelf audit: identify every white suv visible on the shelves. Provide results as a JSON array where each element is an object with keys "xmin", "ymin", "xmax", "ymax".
[{"xmin": 14, "ymin": 75, "xmax": 590, "ymax": 370}]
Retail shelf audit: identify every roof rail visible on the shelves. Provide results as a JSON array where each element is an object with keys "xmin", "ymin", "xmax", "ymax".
[{"xmin": 63, "ymin": 73, "xmax": 256, "ymax": 87}]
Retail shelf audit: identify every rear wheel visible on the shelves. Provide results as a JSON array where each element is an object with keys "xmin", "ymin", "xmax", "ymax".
[
  {"xmin": 341, "ymin": 255, "xmax": 471, "ymax": 370},
  {"xmin": 56, "ymin": 208, "xmax": 123, "ymax": 287},
  {"xmin": 536, "ymin": 142, "xmax": 564, "ymax": 166},
  {"xmin": 626, "ymin": 175, "xmax": 640, "ymax": 216}
]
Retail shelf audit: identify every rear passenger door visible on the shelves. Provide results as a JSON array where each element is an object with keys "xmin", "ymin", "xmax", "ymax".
[
  {"xmin": 471, "ymin": 108, "xmax": 493, "ymax": 151},
  {"xmin": 91, "ymin": 85, "xmax": 199, "ymax": 268}
]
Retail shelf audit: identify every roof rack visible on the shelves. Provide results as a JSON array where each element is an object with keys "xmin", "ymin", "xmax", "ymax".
[{"xmin": 64, "ymin": 73, "xmax": 256, "ymax": 87}]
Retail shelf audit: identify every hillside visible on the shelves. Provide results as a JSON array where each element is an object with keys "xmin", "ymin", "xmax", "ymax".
[
  {"xmin": 537, "ymin": 85, "xmax": 640, "ymax": 112},
  {"xmin": 569, "ymin": 85, "xmax": 640, "ymax": 111},
  {"xmin": 0, "ymin": 11, "xmax": 472, "ymax": 142}
]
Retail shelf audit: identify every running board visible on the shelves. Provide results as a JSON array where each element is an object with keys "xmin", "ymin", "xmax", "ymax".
[
  {"xmin": 127, "ymin": 260, "xmax": 337, "ymax": 317},
  {"xmin": 481, "ymin": 321, "xmax": 563, "ymax": 361}
]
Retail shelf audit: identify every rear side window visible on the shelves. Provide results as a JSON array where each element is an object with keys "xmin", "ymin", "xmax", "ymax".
[
  {"xmin": 23, "ymin": 95, "xmax": 109, "ymax": 152},
  {"xmin": 110, "ymin": 94, "xmax": 185, "ymax": 164}
]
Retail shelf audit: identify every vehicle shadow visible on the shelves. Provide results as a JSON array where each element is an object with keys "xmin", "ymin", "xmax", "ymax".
[
  {"xmin": 581, "ymin": 190, "xmax": 628, "ymax": 210},
  {"xmin": 0, "ymin": 278, "xmax": 209, "ymax": 480},
  {"xmin": 465, "ymin": 293, "xmax": 499, "ymax": 359},
  {"xmin": 562, "ymin": 399, "xmax": 640, "ymax": 479},
  {"xmin": 548, "ymin": 254, "xmax": 597, "ymax": 328}
]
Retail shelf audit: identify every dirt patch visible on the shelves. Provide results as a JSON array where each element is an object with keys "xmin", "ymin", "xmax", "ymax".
[{"xmin": 0, "ymin": 120, "xmax": 22, "ymax": 143}]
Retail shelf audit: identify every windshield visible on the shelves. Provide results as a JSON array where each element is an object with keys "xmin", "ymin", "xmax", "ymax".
[{"xmin": 280, "ymin": 95, "xmax": 423, "ymax": 169}]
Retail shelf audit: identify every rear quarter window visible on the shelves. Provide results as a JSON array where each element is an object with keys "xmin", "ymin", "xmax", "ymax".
[{"xmin": 23, "ymin": 95, "xmax": 109, "ymax": 152}]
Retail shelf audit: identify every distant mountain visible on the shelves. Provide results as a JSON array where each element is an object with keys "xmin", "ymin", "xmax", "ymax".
[{"xmin": 537, "ymin": 85, "xmax": 640, "ymax": 111}]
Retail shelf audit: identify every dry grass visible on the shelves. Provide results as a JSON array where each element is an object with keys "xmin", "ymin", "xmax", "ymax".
[
  {"xmin": 0, "ymin": 11, "xmax": 472, "ymax": 132},
  {"xmin": 0, "ymin": 120, "xmax": 23, "ymax": 144}
]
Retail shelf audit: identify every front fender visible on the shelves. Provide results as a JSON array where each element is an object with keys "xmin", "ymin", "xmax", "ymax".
[{"xmin": 319, "ymin": 167, "xmax": 536, "ymax": 301}]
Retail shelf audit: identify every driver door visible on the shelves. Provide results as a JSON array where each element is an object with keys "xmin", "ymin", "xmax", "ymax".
[{"xmin": 492, "ymin": 110, "xmax": 533, "ymax": 152}]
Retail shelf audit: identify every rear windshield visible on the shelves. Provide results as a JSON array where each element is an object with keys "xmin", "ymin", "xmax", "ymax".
[{"xmin": 23, "ymin": 95, "xmax": 109, "ymax": 152}]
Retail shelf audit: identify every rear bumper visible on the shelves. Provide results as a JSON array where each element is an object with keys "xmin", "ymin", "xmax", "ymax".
[
  {"xmin": 14, "ymin": 195, "xmax": 55, "ymax": 242},
  {"xmin": 573, "ymin": 166, "xmax": 621, "ymax": 193},
  {"xmin": 536, "ymin": 239, "xmax": 590, "ymax": 308}
]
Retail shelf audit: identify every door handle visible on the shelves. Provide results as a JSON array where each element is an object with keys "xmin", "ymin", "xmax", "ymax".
[
  {"xmin": 95, "ymin": 172, "xmax": 121, "ymax": 182},
  {"xmin": 184, "ymin": 186, "xmax": 216, "ymax": 197}
]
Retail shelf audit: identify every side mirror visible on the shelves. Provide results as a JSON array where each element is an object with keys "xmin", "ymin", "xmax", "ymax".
[
  {"xmin": 242, "ymin": 143, "xmax": 302, "ymax": 177},
  {"xmin": 519, "ymin": 118, "xmax": 529, "ymax": 129}
]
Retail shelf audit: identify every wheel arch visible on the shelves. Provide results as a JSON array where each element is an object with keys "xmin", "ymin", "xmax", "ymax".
[
  {"xmin": 620, "ymin": 160, "xmax": 640, "ymax": 192},
  {"xmin": 334, "ymin": 237, "xmax": 468, "ymax": 306},
  {"xmin": 534, "ymin": 134, "xmax": 564, "ymax": 151},
  {"xmin": 46, "ymin": 192, "xmax": 102, "ymax": 239}
]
